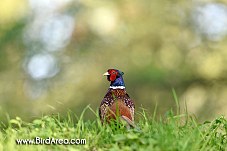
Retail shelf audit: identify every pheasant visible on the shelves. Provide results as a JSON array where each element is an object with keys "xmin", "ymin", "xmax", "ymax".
[{"xmin": 99, "ymin": 69, "xmax": 135, "ymax": 127}]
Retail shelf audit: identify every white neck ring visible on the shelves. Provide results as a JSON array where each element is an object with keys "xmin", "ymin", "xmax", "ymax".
[{"xmin": 109, "ymin": 86, "xmax": 125, "ymax": 89}]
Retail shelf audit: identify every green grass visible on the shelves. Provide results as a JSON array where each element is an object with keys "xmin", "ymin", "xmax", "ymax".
[
  {"xmin": 1, "ymin": 88, "xmax": 227, "ymax": 151},
  {"xmin": 0, "ymin": 105, "xmax": 226, "ymax": 151}
]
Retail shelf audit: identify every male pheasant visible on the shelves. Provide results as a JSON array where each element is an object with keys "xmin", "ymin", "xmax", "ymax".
[{"xmin": 99, "ymin": 69, "xmax": 135, "ymax": 127}]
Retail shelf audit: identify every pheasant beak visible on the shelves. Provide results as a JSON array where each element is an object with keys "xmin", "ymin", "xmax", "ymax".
[{"xmin": 103, "ymin": 72, "xmax": 110, "ymax": 76}]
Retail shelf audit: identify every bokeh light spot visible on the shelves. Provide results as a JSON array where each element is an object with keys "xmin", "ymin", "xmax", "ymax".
[
  {"xmin": 181, "ymin": 85, "xmax": 207, "ymax": 114},
  {"xmin": 197, "ymin": 53, "xmax": 224, "ymax": 79},
  {"xmin": 0, "ymin": 0, "xmax": 27, "ymax": 23},
  {"xmin": 89, "ymin": 7, "xmax": 118, "ymax": 36},
  {"xmin": 192, "ymin": 3, "xmax": 227, "ymax": 41},
  {"xmin": 27, "ymin": 54, "xmax": 59, "ymax": 80},
  {"xmin": 40, "ymin": 14, "xmax": 75, "ymax": 51}
]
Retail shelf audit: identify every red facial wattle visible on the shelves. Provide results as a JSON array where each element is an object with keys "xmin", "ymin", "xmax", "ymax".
[
  {"xmin": 108, "ymin": 69, "xmax": 118, "ymax": 81},
  {"xmin": 109, "ymin": 74, "xmax": 117, "ymax": 81}
]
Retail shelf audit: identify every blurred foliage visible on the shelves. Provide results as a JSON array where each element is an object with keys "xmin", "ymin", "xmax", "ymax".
[{"xmin": 0, "ymin": 0, "xmax": 227, "ymax": 122}]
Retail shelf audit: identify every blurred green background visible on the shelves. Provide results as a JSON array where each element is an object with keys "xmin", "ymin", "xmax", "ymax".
[{"xmin": 0, "ymin": 0, "xmax": 227, "ymax": 122}]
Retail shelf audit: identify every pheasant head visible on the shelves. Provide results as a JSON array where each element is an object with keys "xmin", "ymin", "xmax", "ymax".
[{"xmin": 103, "ymin": 69, "xmax": 125, "ymax": 89}]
